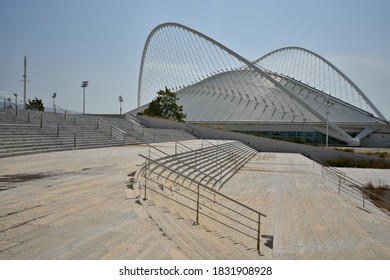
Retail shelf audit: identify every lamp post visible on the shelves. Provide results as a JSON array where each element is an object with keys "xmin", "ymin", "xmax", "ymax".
[
  {"xmin": 81, "ymin": 81, "xmax": 88, "ymax": 114},
  {"xmin": 325, "ymin": 97, "xmax": 332, "ymax": 149},
  {"xmin": 118, "ymin": 95, "xmax": 123, "ymax": 114},
  {"xmin": 52, "ymin": 92, "xmax": 57, "ymax": 113},
  {"xmin": 13, "ymin": 93, "xmax": 18, "ymax": 116},
  {"xmin": 326, "ymin": 111, "xmax": 329, "ymax": 148}
]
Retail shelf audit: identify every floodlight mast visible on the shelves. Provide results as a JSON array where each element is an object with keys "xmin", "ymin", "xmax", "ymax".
[
  {"xmin": 20, "ymin": 56, "xmax": 29, "ymax": 108},
  {"xmin": 52, "ymin": 92, "xmax": 57, "ymax": 113},
  {"xmin": 118, "ymin": 95, "xmax": 123, "ymax": 114},
  {"xmin": 81, "ymin": 81, "xmax": 88, "ymax": 114},
  {"xmin": 23, "ymin": 57, "xmax": 27, "ymax": 106}
]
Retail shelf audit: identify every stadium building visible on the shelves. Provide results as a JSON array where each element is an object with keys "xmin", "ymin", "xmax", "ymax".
[{"xmin": 133, "ymin": 23, "xmax": 390, "ymax": 147}]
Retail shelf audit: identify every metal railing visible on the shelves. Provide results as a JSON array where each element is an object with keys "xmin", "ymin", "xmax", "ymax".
[
  {"xmin": 38, "ymin": 111, "xmax": 77, "ymax": 147},
  {"xmin": 2, "ymin": 101, "xmax": 134, "ymax": 148},
  {"xmin": 173, "ymin": 140, "xmax": 254, "ymax": 190},
  {"xmin": 311, "ymin": 156, "xmax": 390, "ymax": 215},
  {"xmin": 139, "ymin": 153, "xmax": 266, "ymax": 254},
  {"xmin": 138, "ymin": 140, "xmax": 265, "ymax": 254},
  {"xmin": 96, "ymin": 117, "xmax": 128, "ymax": 144},
  {"xmin": 125, "ymin": 114, "xmax": 156, "ymax": 142},
  {"xmin": 2, "ymin": 97, "xmax": 25, "ymax": 116},
  {"xmin": 146, "ymin": 143, "xmax": 221, "ymax": 192},
  {"xmin": 0, "ymin": 99, "xmax": 79, "ymax": 147}
]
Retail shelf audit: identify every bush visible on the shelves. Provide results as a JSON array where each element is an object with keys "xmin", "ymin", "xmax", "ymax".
[
  {"xmin": 142, "ymin": 87, "xmax": 186, "ymax": 122},
  {"xmin": 25, "ymin": 97, "xmax": 45, "ymax": 111}
]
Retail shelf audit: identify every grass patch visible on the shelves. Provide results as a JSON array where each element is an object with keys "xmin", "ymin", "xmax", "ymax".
[
  {"xmin": 333, "ymin": 148, "xmax": 355, "ymax": 153},
  {"xmin": 367, "ymin": 151, "xmax": 388, "ymax": 159},
  {"xmin": 325, "ymin": 157, "xmax": 390, "ymax": 169},
  {"xmin": 332, "ymin": 148, "xmax": 389, "ymax": 159}
]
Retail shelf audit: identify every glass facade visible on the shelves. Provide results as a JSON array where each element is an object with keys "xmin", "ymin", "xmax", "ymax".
[{"xmin": 239, "ymin": 131, "xmax": 347, "ymax": 146}]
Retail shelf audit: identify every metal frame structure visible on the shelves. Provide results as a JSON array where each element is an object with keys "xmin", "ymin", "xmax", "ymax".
[
  {"xmin": 255, "ymin": 46, "xmax": 387, "ymax": 122},
  {"xmin": 136, "ymin": 23, "xmax": 388, "ymax": 147}
]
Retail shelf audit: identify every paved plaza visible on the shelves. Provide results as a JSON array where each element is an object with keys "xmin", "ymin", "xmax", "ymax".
[{"xmin": 0, "ymin": 141, "xmax": 389, "ymax": 259}]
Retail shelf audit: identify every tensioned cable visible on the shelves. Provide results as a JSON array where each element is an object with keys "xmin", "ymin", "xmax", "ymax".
[
  {"xmin": 141, "ymin": 24, "xmax": 309, "ymax": 120},
  {"xmin": 255, "ymin": 47, "xmax": 384, "ymax": 120}
]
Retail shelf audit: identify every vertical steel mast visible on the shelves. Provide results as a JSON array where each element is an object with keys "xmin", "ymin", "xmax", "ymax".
[{"xmin": 22, "ymin": 56, "xmax": 27, "ymax": 106}]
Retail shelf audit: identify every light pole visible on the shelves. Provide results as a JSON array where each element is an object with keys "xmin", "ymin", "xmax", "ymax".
[
  {"xmin": 325, "ymin": 97, "xmax": 332, "ymax": 149},
  {"xmin": 52, "ymin": 92, "xmax": 57, "ymax": 113},
  {"xmin": 13, "ymin": 93, "xmax": 18, "ymax": 116},
  {"xmin": 81, "ymin": 81, "xmax": 88, "ymax": 114},
  {"xmin": 326, "ymin": 111, "xmax": 329, "ymax": 148},
  {"xmin": 118, "ymin": 95, "xmax": 123, "ymax": 114}
]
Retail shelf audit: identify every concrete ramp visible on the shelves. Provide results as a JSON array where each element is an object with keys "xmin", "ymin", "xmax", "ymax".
[{"xmin": 220, "ymin": 153, "xmax": 390, "ymax": 259}]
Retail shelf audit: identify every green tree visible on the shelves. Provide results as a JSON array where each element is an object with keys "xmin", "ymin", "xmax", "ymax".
[
  {"xmin": 142, "ymin": 87, "xmax": 186, "ymax": 122},
  {"xmin": 25, "ymin": 97, "xmax": 45, "ymax": 111}
]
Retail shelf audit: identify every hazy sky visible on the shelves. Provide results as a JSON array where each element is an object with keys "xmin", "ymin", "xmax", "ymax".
[{"xmin": 1, "ymin": 0, "xmax": 389, "ymax": 118}]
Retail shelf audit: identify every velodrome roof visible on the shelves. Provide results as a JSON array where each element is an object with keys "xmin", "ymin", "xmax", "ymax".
[
  {"xmin": 174, "ymin": 70, "xmax": 380, "ymax": 124},
  {"xmin": 134, "ymin": 22, "xmax": 389, "ymax": 146}
]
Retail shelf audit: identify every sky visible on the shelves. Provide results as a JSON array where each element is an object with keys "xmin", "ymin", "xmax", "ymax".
[{"xmin": 1, "ymin": 0, "xmax": 389, "ymax": 118}]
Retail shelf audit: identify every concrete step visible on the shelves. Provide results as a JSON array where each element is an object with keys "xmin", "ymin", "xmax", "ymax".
[
  {"xmin": 144, "ymin": 204, "xmax": 253, "ymax": 259},
  {"xmin": 0, "ymin": 108, "xmax": 197, "ymax": 158}
]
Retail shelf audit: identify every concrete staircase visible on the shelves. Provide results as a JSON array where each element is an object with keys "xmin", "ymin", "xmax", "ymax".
[
  {"xmin": 95, "ymin": 114, "xmax": 197, "ymax": 143},
  {"xmin": 0, "ymin": 108, "xmax": 198, "ymax": 158},
  {"xmin": 0, "ymin": 110, "xmax": 123, "ymax": 157}
]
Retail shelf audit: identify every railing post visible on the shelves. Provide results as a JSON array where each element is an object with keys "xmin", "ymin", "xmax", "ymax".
[
  {"xmin": 257, "ymin": 213, "xmax": 261, "ymax": 254},
  {"xmin": 27, "ymin": 112, "xmax": 30, "ymax": 123},
  {"xmin": 196, "ymin": 183, "xmax": 200, "ymax": 225},
  {"xmin": 195, "ymin": 150, "xmax": 197, "ymax": 170},
  {"xmin": 64, "ymin": 110, "xmax": 67, "ymax": 119},
  {"xmin": 144, "ymin": 158, "xmax": 148, "ymax": 200},
  {"xmin": 73, "ymin": 133, "xmax": 76, "ymax": 147},
  {"xmin": 362, "ymin": 189, "xmax": 365, "ymax": 208},
  {"xmin": 40, "ymin": 113, "xmax": 43, "ymax": 128},
  {"xmin": 56, "ymin": 123, "xmax": 59, "ymax": 137},
  {"xmin": 338, "ymin": 176, "xmax": 341, "ymax": 194},
  {"xmin": 110, "ymin": 125, "xmax": 112, "ymax": 136}
]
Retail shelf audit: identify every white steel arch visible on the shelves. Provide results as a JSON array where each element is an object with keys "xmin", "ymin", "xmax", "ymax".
[
  {"xmin": 137, "ymin": 23, "xmax": 380, "ymax": 145},
  {"xmin": 255, "ymin": 46, "xmax": 387, "ymax": 122}
]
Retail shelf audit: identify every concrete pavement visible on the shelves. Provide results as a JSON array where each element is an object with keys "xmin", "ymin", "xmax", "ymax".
[{"xmin": 0, "ymin": 142, "xmax": 389, "ymax": 259}]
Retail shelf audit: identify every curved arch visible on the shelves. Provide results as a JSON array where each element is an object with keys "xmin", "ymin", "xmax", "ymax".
[
  {"xmin": 138, "ymin": 23, "xmax": 360, "ymax": 145},
  {"xmin": 255, "ymin": 46, "xmax": 387, "ymax": 122}
]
